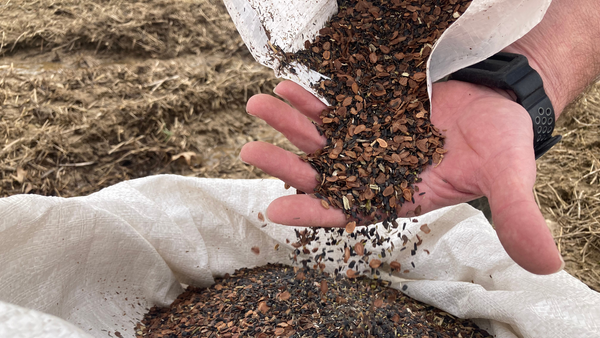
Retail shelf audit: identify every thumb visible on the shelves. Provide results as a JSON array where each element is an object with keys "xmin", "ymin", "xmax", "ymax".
[{"xmin": 487, "ymin": 160, "xmax": 564, "ymax": 275}]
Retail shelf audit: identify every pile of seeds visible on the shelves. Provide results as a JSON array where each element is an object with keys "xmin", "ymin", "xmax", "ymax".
[
  {"xmin": 288, "ymin": 0, "xmax": 470, "ymax": 227},
  {"xmin": 135, "ymin": 264, "xmax": 491, "ymax": 337}
]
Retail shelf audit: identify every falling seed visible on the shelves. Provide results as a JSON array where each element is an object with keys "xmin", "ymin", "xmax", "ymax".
[
  {"xmin": 369, "ymin": 259, "xmax": 382, "ymax": 269},
  {"xmin": 284, "ymin": 183, "xmax": 290, "ymax": 190},
  {"xmin": 345, "ymin": 221, "xmax": 356, "ymax": 233},
  {"xmin": 257, "ymin": 212, "xmax": 265, "ymax": 222},
  {"xmin": 251, "ymin": 247, "xmax": 260, "ymax": 255},
  {"xmin": 344, "ymin": 247, "xmax": 350, "ymax": 263},
  {"xmin": 274, "ymin": 244, "xmax": 280, "ymax": 251},
  {"xmin": 354, "ymin": 242, "xmax": 365, "ymax": 256},
  {"xmin": 420, "ymin": 223, "xmax": 431, "ymax": 234}
]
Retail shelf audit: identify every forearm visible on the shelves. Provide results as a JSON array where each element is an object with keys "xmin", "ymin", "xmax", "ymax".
[{"xmin": 504, "ymin": 0, "xmax": 600, "ymax": 117}]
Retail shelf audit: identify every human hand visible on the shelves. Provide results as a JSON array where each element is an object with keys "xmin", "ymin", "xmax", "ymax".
[{"xmin": 240, "ymin": 80, "xmax": 563, "ymax": 275}]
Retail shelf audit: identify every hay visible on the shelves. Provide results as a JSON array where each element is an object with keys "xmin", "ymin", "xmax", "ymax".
[
  {"xmin": 0, "ymin": 0, "xmax": 242, "ymax": 58},
  {"xmin": 535, "ymin": 82, "xmax": 600, "ymax": 291},
  {"xmin": 0, "ymin": 51, "xmax": 284, "ymax": 197}
]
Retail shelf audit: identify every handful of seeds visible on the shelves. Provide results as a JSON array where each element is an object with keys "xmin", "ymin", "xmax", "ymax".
[
  {"xmin": 286, "ymin": 0, "xmax": 471, "ymax": 227},
  {"xmin": 135, "ymin": 264, "xmax": 492, "ymax": 337}
]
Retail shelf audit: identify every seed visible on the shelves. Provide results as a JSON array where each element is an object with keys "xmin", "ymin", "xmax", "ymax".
[
  {"xmin": 413, "ymin": 72, "xmax": 427, "ymax": 82},
  {"xmin": 346, "ymin": 269, "xmax": 358, "ymax": 278},
  {"xmin": 257, "ymin": 301, "xmax": 270, "ymax": 314},
  {"xmin": 353, "ymin": 124, "xmax": 366, "ymax": 134},
  {"xmin": 342, "ymin": 195, "xmax": 350, "ymax": 210},
  {"xmin": 390, "ymin": 261, "xmax": 401, "ymax": 272},
  {"xmin": 369, "ymin": 259, "xmax": 382, "ymax": 269},
  {"xmin": 320, "ymin": 280, "xmax": 328, "ymax": 294},
  {"xmin": 284, "ymin": 183, "xmax": 290, "ymax": 189},
  {"xmin": 321, "ymin": 200, "xmax": 330, "ymax": 209},
  {"xmin": 354, "ymin": 242, "xmax": 365, "ymax": 256},
  {"xmin": 382, "ymin": 185, "xmax": 394, "ymax": 197},
  {"xmin": 344, "ymin": 247, "xmax": 350, "ymax": 263},
  {"xmin": 323, "ymin": 50, "xmax": 330, "ymax": 60},
  {"xmin": 345, "ymin": 221, "xmax": 356, "ymax": 233},
  {"xmin": 257, "ymin": 212, "xmax": 264, "ymax": 222},
  {"xmin": 251, "ymin": 247, "xmax": 260, "ymax": 255},
  {"xmin": 376, "ymin": 138, "xmax": 388, "ymax": 148},
  {"xmin": 274, "ymin": 328, "xmax": 285, "ymax": 335},
  {"xmin": 420, "ymin": 223, "xmax": 431, "ymax": 234},
  {"xmin": 278, "ymin": 291, "xmax": 291, "ymax": 301},
  {"xmin": 369, "ymin": 52, "xmax": 378, "ymax": 63},
  {"xmin": 374, "ymin": 299, "xmax": 384, "ymax": 308}
]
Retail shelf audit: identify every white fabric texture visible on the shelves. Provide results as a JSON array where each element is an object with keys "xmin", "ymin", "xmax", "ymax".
[{"xmin": 0, "ymin": 175, "xmax": 599, "ymax": 338}]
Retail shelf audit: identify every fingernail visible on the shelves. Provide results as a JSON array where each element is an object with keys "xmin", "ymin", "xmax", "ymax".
[
  {"xmin": 273, "ymin": 83, "xmax": 282, "ymax": 96},
  {"xmin": 238, "ymin": 154, "xmax": 250, "ymax": 165},
  {"xmin": 555, "ymin": 254, "xmax": 565, "ymax": 273}
]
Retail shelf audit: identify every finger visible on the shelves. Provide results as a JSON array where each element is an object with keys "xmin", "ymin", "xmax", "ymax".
[
  {"xmin": 273, "ymin": 81, "xmax": 328, "ymax": 122},
  {"xmin": 246, "ymin": 94, "xmax": 326, "ymax": 154},
  {"xmin": 267, "ymin": 194, "xmax": 347, "ymax": 227},
  {"xmin": 487, "ymin": 154, "xmax": 563, "ymax": 274},
  {"xmin": 240, "ymin": 141, "xmax": 319, "ymax": 193}
]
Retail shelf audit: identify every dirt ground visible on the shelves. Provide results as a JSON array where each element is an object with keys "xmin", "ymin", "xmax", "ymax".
[{"xmin": 1, "ymin": 0, "xmax": 598, "ymax": 292}]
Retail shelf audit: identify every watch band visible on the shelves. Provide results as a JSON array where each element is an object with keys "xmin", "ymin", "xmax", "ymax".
[{"xmin": 449, "ymin": 52, "xmax": 562, "ymax": 159}]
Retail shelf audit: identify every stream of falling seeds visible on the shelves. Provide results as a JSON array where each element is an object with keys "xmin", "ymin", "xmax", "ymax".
[{"xmin": 281, "ymin": 0, "xmax": 471, "ymax": 277}]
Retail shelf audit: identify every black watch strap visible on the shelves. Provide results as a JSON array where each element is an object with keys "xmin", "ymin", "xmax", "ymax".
[{"xmin": 449, "ymin": 52, "xmax": 562, "ymax": 159}]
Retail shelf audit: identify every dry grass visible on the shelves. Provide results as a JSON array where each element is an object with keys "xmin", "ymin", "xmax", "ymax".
[
  {"xmin": 0, "ymin": 53, "xmax": 281, "ymax": 197},
  {"xmin": 535, "ymin": 82, "xmax": 600, "ymax": 291},
  {"xmin": 0, "ymin": 0, "xmax": 243, "ymax": 58}
]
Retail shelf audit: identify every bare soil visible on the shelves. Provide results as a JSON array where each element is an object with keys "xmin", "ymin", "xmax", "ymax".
[{"xmin": 1, "ymin": 0, "xmax": 598, "ymax": 292}]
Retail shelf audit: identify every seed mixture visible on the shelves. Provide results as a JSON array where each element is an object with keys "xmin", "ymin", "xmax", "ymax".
[
  {"xmin": 279, "ymin": 0, "xmax": 471, "ymax": 277},
  {"xmin": 135, "ymin": 264, "xmax": 491, "ymax": 338},
  {"xmin": 288, "ymin": 0, "xmax": 470, "ymax": 227}
]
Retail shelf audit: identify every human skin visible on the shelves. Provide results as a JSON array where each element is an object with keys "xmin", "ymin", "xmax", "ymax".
[{"xmin": 239, "ymin": 0, "xmax": 600, "ymax": 275}]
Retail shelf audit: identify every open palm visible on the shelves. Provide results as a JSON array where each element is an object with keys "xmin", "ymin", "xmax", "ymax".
[{"xmin": 240, "ymin": 80, "xmax": 562, "ymax": 274}]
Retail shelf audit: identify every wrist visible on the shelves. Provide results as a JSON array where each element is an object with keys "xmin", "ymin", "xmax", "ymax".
[{"xmin": 503, "ymin": 0, "xmax": 600, "ymax": 118}]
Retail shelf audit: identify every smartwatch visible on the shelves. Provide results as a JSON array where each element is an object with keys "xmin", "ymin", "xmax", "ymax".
[{"xmin": 449, "ymin": 52, "xmax": 562, "ymax": 159}]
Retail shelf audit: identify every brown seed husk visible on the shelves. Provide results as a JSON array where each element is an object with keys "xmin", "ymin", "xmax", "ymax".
[
  {"xmin": 369, "ymin": 259, "xmax": 382, "ymax": 269},
  {"xmin": 420, "ymin": 223, "xmax": 431, "ymax": 234},
  {"xmin": 289, "ymin": 0, "xmax": 471, "ymax": 229},
  {"xmin": 345, "ymin": 221, "xmax": 356, "ymax": 233}
]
